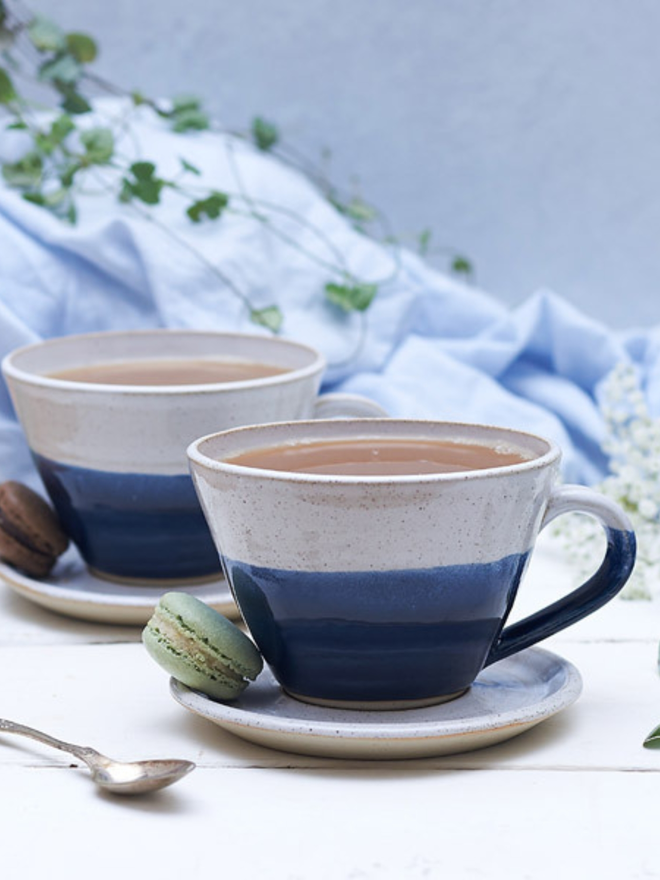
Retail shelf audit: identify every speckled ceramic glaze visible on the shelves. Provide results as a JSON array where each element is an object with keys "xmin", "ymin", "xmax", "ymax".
[
  {"xmin": 188, "ymin": 419, "xmax": 636, "ymax": 709},
  {"xmin": 2, "ymin": 330, "xmax": 385, "ymax": 583},
  {"xmin": 170, "ymin": 646, "xmax": 583, "ymax": 760}
]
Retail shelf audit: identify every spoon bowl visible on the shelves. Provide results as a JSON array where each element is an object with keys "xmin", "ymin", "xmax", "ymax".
[
  {"xmin": 0, "ymin": 718, "xmax": 195, "ymax": 795},
  {"xmin": 90, "ymin": 757, "xmax": 196, "ymax": 795}
]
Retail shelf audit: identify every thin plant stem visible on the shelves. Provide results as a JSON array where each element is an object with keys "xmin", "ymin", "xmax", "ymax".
[
  {"xmin": 0, "ymin": 0, "xmax": 479, "ymax": 352},
  {"xmin": 127, "ymin": 201, "xmax": 256, "ymax": 314}
]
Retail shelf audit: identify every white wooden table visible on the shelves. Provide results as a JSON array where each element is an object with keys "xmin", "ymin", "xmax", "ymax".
[{"xmin": 1, "ymin": 535, "xmax": 659, "ymax": 880}]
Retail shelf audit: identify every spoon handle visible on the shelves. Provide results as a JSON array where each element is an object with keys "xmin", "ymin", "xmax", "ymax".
[{"xmin": 0, "ymin": 718, "xmax": 100, "ymax": 763}]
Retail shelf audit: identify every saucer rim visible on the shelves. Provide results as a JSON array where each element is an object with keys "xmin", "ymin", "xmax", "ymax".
[
  {"xmin": 170, "ymin": 646, "xmax": 582, "ymax": 756},
  {"xmin": 0, "ymin": 552, "xmax": 236, "ymax": 624}
]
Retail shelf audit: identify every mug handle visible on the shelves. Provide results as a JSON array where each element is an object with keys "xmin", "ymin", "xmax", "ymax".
[
  {"xmin": 313, "ymin": 392, "xmax": 388, "ymax": 419},
  {"xmin": 485, "ymin": 484, "xmax": 636, "ymax": 667}
]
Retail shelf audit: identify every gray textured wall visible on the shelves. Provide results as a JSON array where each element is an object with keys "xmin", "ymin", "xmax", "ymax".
[{"xmin": 29, "ymin": 0, "xmax": 660, "ymax": 328}]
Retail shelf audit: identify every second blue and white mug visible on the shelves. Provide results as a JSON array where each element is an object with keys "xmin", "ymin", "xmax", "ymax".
[{"xmin": 2, "ymin": 330, "xmax": 385, "ymax": 583}]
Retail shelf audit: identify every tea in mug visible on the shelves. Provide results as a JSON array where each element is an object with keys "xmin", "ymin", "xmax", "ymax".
[
  {"xmin": 224, "ymin": 437, "xmax": 531, "ymax": 475},
  {"xmin": 48, "ymin": 358, "xmax": 289, "ymax": 386}
]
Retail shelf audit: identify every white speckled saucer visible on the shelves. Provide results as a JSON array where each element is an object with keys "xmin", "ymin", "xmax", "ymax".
[
  {"xmin": 0, "ymin": 546, "xmax": 237, "ymax": 625},
  {"xmin": 170, "ymin": 646, "xmax": 582, "ymax": 760}
]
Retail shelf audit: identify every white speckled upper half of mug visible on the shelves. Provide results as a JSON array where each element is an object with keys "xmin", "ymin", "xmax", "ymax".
[
  {"xmin": 188, "ymin": 419, "xmax": 560, "ymax": 570},
  {"xmin": 2, "ymin": 330, "xmax": 325, "ymax": 474}
]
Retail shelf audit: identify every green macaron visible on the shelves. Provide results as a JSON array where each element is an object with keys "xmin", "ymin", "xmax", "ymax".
[{"xmin": 142, "ymin": 592, "xmax": 263, "ymax": 700}]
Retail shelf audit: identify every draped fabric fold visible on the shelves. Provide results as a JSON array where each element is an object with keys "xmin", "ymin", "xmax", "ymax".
[{"xmin": 1, "ymin": 101, "xmax": 658, "ymax": 486}]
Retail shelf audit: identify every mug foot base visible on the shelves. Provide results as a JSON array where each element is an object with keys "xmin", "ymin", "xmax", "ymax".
[
  {"xmin": 282, "ymin": 687, "xmax": 469, "ymax": 711},
  {"xmin": 88, "ymin": 567, "xmax": 222, "ymax": 587}
]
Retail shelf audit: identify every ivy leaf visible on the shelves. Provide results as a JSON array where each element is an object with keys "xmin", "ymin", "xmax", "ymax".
[
  {"xmin": 186, "ymin": 191, "xmax": 229, "ymax": 222},
  {"xmin": 344, "ymin": 197, "xmax": 376, "ymax": 225},
  {"xmin": 161, "ymin": 95, "xmax": 210, "ymax": 132},
  {"xmin": 329, "ymin": 194, "xmax": 377, "ymax": 232},
  {"xmin": 172, "ymin": 94, "xmax": 202, "ymax": 113},
  {"xmin": 0, "ymin": 66, "xmax": 16, "ymax": 103},
  {"xmin": 418, "ymin": 228, "xmax": 432, "ymax": 256},
  {"xmin": 154, "ymin": 94, "xmax": 208, "ymax": 129},
  {"xmin": 171, "ymin": 107, "xmax": 209, "ymax": 133},
  {"xmin": 39, "ymin": 54, "xmax": 81, "ymax": 85},
  {"xmin": 131, "ymin": 161, "xmax": 157, "ymax": 180},
  {"xmin": 120, "ymin": 161, "xmax": 166, "ymax": 205},
  {"xmin": 22, "ymin": 191, "xmax": 46, "ymax": 206},
  {"xmin": 2, "ymin": 152, "xmax": 43, "ymax": 187},
  {"xmin": 23, "ymin": 188, "xmax": 66, "ymax": 208},
  {"xmin": 50, "ymin": 113, "xmax": 75, "ymax": 143},
  {"xmin": 66, "ymin": 32, "xmax": 97, "ymax": 63},
  {"xmin": 28, "ymin": 15, "xmax": 66, "ymax": 52},
  {"xmin": 23, "ymin": 187, "xmax": 77, "ymax": 224},
  {"xmin": 643, "ymin": 724, "xmax": 660, "ymax": 748},
  {"xmin": 35, "ymin": 114, "xmax": 75, "ymax": 155},
  {"xmin": 60, "ymin": 162, "xmax": 82, "ymax": 187},
  {"xmin": 80, "ymin": 127, "xmax": 114, "ymax": 164},
  {"xmin": 252, "ymin": 116, "xmax": 279, "ymax": 151},
  {"xmin": 180, "ymin": 157, "xmax": 201, "ymax": 176},
  {"xmin": 58, "ymin": 86, "xmax": 91, "ymax": 115},
  {"xmin": 451, "ymin": 255, "xmax": 473, "ymax": 278},
  {"xmin": 250, "ymin": 305, "xmax": 283, "ymax": 332},
  {"xmin": 325, "ymin": 281, "xmax": 378, "ymax": 313}
]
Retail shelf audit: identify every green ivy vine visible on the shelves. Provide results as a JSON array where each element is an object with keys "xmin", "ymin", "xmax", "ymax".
[{"xmin": 0, "ymin": 0, "xmax": 473, "ymax": 333}]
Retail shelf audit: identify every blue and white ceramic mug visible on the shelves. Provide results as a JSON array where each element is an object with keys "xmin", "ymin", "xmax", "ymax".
[
  {"xmin": 2, "ymin": 330, "xmax": 385, "ymax": 583},
  {"xmin": 188, "ymin": 418, "xmax": 636, "ymax": 709}
]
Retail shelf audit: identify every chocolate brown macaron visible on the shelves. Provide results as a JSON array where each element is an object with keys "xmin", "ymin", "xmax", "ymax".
[{"xmin": 0, "ymin": 481, "xmax": 69, "ymax": 577}]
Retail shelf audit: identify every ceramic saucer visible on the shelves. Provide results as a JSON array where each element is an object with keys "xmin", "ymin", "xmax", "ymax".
[
  {"xmin": 0, "ymin": 546, "xmax": 237, "ymax": 625},
  {"xmin": 171, "ymin": 646, "xmax": 582, "ymax": 760}
]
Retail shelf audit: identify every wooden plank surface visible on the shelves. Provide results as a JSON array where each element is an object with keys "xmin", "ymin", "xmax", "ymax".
[
  {"xmin": 0, "ymin": 638, "xmax": 658, "ymax": 771},
  {"xmin": 1, "ymin": 764, "xmax": 657, "ymax": 879},
  {"xmin": 0, "ymin": 534, "xmax": 658, "ymax": 879}
]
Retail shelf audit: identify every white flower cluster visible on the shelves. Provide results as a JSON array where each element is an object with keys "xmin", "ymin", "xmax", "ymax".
[{"xmin": 554, "ymin": 362, "xmax": 660, "ymax": 600}]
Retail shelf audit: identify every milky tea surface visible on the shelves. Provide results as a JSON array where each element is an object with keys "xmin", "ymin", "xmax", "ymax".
[
  {"xmin": 49, "ymin": 358, "xmax": 289, "ymax": 386},
  {"xmin": 225, "ymin": 437, "xmax": 531, "ymax": 476}
]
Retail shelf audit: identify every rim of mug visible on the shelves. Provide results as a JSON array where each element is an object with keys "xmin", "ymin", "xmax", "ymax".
[
  {"xmin": 1, "ymin": 329, "xmax": 326, "ymax": 395},
  {"xmin": 187, "ymin": 418, "xmax": 561, "ymax": 484}
]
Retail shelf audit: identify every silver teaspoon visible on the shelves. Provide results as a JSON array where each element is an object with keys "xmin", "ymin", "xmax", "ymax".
[{"xmin": 0, "ymin": 718, "xmax": 195, "ymax": 795}]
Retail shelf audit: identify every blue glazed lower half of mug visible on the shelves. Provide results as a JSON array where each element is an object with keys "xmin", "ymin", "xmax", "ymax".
[
  {"xmin": 224, "ymin": 553, "xmax": 530, "ymax": 703},
  {"xmin": 33, "ymin": 453, "xmax": 221, "ymax": 581}
]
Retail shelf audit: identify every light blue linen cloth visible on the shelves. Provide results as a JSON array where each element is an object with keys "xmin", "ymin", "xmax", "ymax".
[{"xmin": 1, "ymin": 102, "xmax": 657, "ymax": 487}]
